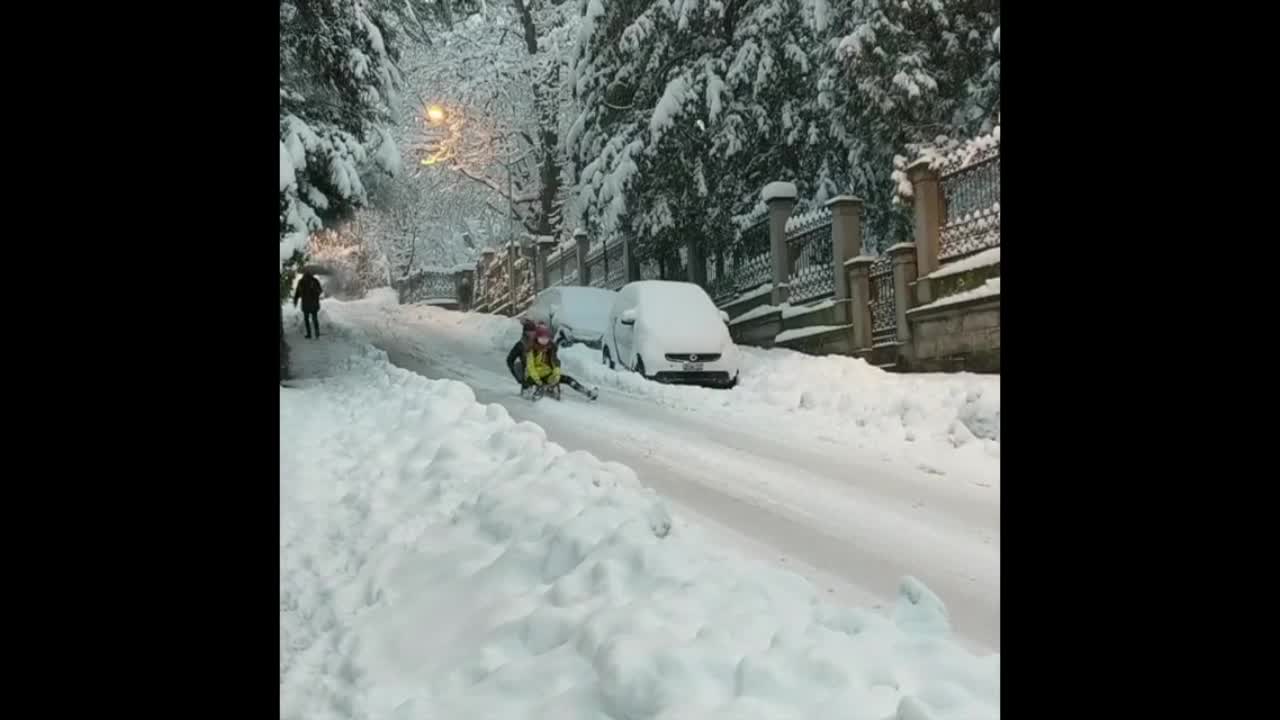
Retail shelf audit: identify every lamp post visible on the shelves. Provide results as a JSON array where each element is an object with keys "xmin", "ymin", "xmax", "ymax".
[{"xmin": 421, "ymin": 101, "xmax": 531, "ymax": 314}]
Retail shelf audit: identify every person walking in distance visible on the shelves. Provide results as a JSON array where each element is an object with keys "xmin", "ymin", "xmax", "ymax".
[{"xmin": 293, "ymin": 270, "xmax": 324, "ymax": 339}]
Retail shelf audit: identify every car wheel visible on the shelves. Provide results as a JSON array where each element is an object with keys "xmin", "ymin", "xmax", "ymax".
[{"xmin": 603, "ymin": 345, "xmax": 615, "ymax": 369}]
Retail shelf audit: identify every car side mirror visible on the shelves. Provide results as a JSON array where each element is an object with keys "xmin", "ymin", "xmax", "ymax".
[
  {"xmin": 720, "ymin": 310, "xmax": 730, "ymax": 323},
  {"xmin": 620, "ymin": 309, "xmax": 637, "ymax": 326}
]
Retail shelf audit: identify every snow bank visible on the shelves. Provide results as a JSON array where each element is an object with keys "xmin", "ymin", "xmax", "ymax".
[
  {"xmin": 726, "ymin": 283, "xmax": 774, "ymax": 307},
  {"xmin": 924, "ymin": 248, "xmax": 1000, "ymax": 281},
  {"xmin": 560, "ymin": 340, "xmax": 999, "ymax": 457},
  {"xmin": 911, "ymin": 278, "xmax": 1001, "ymax": 313},
  {"xmin": 731, "ymin": 303, "xmax": 780, "ymax": 324},
  {"xmin": 281, "ymin": 331, "xmax": 999, "ymax": 720},
  {"xmin": 781, "ymin": 299, "xmax": 836, "ymax": 320},
  {"xmin": 775, "ymin": 323, "xmax": 849, "ymax": 344}
]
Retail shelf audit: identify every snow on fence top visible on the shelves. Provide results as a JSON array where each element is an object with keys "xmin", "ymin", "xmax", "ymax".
[
  {"xmin": 761, "ymin": 181, "xmax": 798, "ymax": 202},
  {"xmin": 785, "ymin": 205, "xmax": 833, "ymax": 237},
  {"xmin": 892, "ymin": 124, "xmax": 1001, "ymax": 201},
  {"xmin": 419, "ymin": 264, "xmax": 472, "ymax": 275},
  {"xmin": 909, "ymin": 277, "xmax": 1001, "ymax": 314},
  {"xmin": 732, "ymin": 204, "xmax": 769, "ymax": 231},
  {"xmin": 925, "ymin": 247, "xmax": 1000, "ymax": 281},
  {"xmin": 917, "ymin": 125, "xmax": 1000, "ymax": 177}
]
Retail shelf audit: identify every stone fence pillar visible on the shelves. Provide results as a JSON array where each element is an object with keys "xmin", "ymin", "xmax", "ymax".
[
  {"xmin": 624, "ymin": 236, "xmax": 639, "ymax": 282},
  {"xmin": 845, "ymin": 256, "xmax": 875, "ymax": 351},
  {"xmin": 536, "ymin": 236, "xmax": 557, "ymax": 291},
  {"xmin": 763, "ymin": 182, "xmax": 797, "ymax": 305},
  {"xmin": 907, "ymin": 161, "xmax": 943, "ymax": 304},
  {"xmin": 888, "ymin": 243, "xmax": 917, "ymax": 344},
  {"xmin": 826, "ymin": 195, "xmax": 864, "ymax": 325}
]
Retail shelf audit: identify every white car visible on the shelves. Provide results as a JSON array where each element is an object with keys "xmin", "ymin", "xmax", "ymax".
[
  {"xmin": 525, "ymin": 286, "xmax": 617, "ymax": 348},
  {"xmin": 603, "ymin": 280, "xmax": 739, "ymax": 389}
]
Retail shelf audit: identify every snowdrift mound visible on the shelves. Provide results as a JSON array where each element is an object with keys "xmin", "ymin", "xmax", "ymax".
[
  {"xmin": 559, "ymin": 343, "xmax": 999, "ymax": 448},
  {"xmin": 280, "ymin": 331, "xmax": 999, "ymax": 720}
]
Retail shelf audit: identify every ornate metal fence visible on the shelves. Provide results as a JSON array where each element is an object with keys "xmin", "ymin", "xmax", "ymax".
[
  {"xmin": 786, "ymin": 210, "xmax": 834, "ymax": 304},
  {"xmin": 868, "ymin": 254, "xmax": 897, "ymax": 345},
  {"xmin": 393, "ymin": 269, "xmax": 458, "ymax": 304},
  {"xmin": 605, "ymin": 241, "xmax": 626, "ymax": 289},
  {"xmin": 722, "ymin": 218, "xmax": 771, "ymax": 298},
  {"xmin": 472, "ymin": 249, "xmax": 536, "ymax": 315},
  {"xmin": 706, "ymin": 253, "xmax": 735, "ymax": 301},
  {"xmin": 939, "ymin": 144, "xmax": 1000, "ymax": 262},
  {"xmin": 545, "ymin": 252, "xmax": 565, "ymax": 287},
  {"xmin": 586, "ymin": 245, "xmax": 607, "ymax": 288}
]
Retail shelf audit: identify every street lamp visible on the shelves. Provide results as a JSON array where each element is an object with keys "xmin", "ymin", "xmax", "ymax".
[{"xmin": 419, "ymin": 99, "xmax": 531, "ymax": 314}]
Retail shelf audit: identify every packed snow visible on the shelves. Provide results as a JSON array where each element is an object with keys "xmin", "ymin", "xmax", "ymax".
[
  {"xmin": 281, "ymin": 315, "xmax": 999, "ymax": 720},
  {"xmin": 924, "ymin": 248, "xmax": 1000, "ymax": 281},
  {"xmin": 910, "ymin": 278, "xmax": 1001, "ymax": 314},
  {"xmin": 781, "ymin": 299, "xmax": 837, "ymax": 320},
  {"xmin": 726, "ymin": 283, "xmax": 774, "ymax": 307},
  {"xmin": 774, "ymin": 323, "xmax": 850, "ymax": 345},
  {"xmin": 785, "ymin": 206, "xmax": 832, "ymax": 235},
  {"xmin": 731, "ymin": 299, "xmax": 837, "ymax": 325},
  {"xmin": 761, "ymin": 181, "xmax": 798, "ymax": 202},
  {"xmin": 731, "ymin": 303, "xmax": 781, "ymax": 325}
]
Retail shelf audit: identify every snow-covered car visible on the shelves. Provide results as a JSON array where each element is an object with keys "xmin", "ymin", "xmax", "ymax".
[
  {"xmin": 524, "ymin": 286, "xmax": 617, "ymax": 348},
  {"xmin": 603, "ymin": 280, "xmax": 739, "ymax": 388}
]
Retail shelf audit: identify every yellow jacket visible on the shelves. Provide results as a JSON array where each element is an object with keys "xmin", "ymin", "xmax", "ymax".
[{"xmin": 525, "ymin": 348, "xmax": 561, "ymax": 385}]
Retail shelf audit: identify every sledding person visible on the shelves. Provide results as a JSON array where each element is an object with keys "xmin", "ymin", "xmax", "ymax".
[
  {"xmin": 526, "ymin": 323, "xmax": 599, "ymax": 401},
  {"xmin": 506, "ymin": 318, "xmax": 538, "ymax": 390},
  {"xmin": 293, "ymin": 270, "xmax": 325, "ymax": 339},
  {"xmin": 525, "ymin": 324, "xmax": 562, "ymax": 397}
]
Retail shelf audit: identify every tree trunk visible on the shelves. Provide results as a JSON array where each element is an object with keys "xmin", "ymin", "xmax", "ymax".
[
  {"xmin": 280, "ymin": 300, "xmax": 291, "ymax": 382},
  {"xmin": 513, "ymin": 0, "xmax": 563, "ymax": 241}
]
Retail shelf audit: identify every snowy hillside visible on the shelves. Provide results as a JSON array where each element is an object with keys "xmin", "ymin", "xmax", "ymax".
[{"xmin": 280, "ymin": 320, "xmax": 1000, "ymax": 719}]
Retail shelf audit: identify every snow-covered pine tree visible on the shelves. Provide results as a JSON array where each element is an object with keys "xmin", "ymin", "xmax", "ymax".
[
  {"xmin": 280, "ymin": 0, "xmax": 403, "ymax": 254},
  {"xmin": 571, "ymin": 0, "xmax": 827, "ymax": 280},
  {"xmin": 816, "ymin": 0, "xmax": 1000, "ymax": 251},
  {"xmin": 570, "ymin": 0, "xmax": 719, "ymax": 272},
  {"xmin": 280, "ymin": 0, "xmax": 405, "ymax": 378}
]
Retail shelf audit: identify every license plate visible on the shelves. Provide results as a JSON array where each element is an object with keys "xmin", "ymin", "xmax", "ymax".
[{"xmin": 683, "ymin": 362, "xmax": 703, "ymax": 372}]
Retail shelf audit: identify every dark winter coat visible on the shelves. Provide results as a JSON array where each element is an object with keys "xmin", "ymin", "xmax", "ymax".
[
  {"xmin": 294, "ymin": 274, "xmax": 323, "ymax": 313},
  {"xmin": 506, "ymin": 338, "xmax": 559, "ymax": 383},
  {"xmin": 507, "ymin": 339, "xmax": 532, "ymax": 383}
]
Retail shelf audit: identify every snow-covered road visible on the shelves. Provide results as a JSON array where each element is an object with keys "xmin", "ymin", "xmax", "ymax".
[{"xmin": 318, "ymin": 294, "xmax": 1000, "ymax": 653}]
